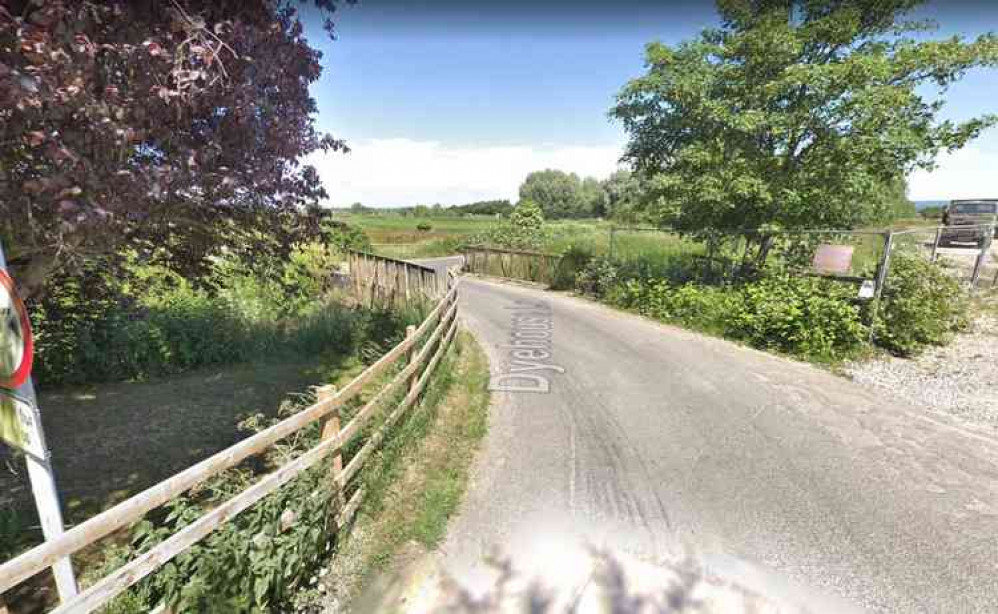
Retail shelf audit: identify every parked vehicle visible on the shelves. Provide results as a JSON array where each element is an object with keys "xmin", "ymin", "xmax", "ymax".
[{"xmin": 941, "ymin": 199, "xmax": 998, "ymax": 246}]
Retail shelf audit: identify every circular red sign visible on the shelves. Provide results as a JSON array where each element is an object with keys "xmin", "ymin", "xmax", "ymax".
[{"xmin": 0, "ymin": 270, "xmax": 33, "ymax": 389}]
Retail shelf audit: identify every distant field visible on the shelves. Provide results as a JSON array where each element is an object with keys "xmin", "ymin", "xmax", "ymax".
[{"xmin": 333, "ymin": 213, "xmax": 497, "ymax": 244}]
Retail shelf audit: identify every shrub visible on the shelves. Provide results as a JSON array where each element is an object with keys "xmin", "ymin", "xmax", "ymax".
[
  {"xmin": 30, "ymin": 242, "xmax": 393, "ymax": 387},
  {"xmin": 575, "ymin": 257, "xmax": 621, "ymax": 298},
  {"xmin": 551, "ymin": 245, "xmax": 594, "ymax": 290},
  {"xmin": 471, "ymin": 199, "xmax": 548, "ymax": 250},
  {"xmin": 733, "ymin": 275, "xmax": 867, "ymax": 361},
  {"xmin": 416, "ymin": 222, "xmax": 433, "ymax": 232},
  {"xmin": 87, "ymin": 404, "xmax": 337, "ymax": 613},
  {"xmin": 874, "ymin": 252, "xmax": 968, "ymax": 356},
  {"xmin": 595, "ymin": 273, "xmax": 867, "ymax": 362}
]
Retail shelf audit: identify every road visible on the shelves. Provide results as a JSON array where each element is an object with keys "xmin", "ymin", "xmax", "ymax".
[{"xmin": 415, "ymin": 257, "xmax": 998, "ymax": 612}]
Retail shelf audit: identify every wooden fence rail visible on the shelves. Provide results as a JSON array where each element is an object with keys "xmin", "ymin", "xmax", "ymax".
[
  {"xmin": 0, "ymin": 271, "xmax": 460, "ymax": 613},
  {"xmin": 460, "ymin": 245, "xmax": 562, "ymax": 286},
  {"xmin": 347, "ymin": 250, "xmax": 441, "ymax": 307}
]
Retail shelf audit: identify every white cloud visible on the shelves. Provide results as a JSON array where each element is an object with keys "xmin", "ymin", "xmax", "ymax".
[
  {"xmin": 908, "ymin": 141, "xmax": 998, "ymax": 201},
  {"xmin": 308, "ymin": 138, "xmax": 623, "ymax": 207}
]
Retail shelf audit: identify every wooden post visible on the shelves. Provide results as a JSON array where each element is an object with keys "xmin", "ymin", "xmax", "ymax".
[
  {"xmin": 405, "ymin": 325, "xmax": 418, "ymax": 394},
  {"xmin": 316, "ymin": 385, "xmax": 345, "ymax": 511},
  {"xmin": 930, "ymin": 227, "xmax": 942, "ymax": 263},
  {"xmin": 403, "ymin": 265, "xmax": 411, "ymax": 305}
]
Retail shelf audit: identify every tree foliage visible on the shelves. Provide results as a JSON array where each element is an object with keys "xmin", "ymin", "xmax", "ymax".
[
  {"xmin": 602, "ymin": 170, "xmax": 647, "ymax": 223},
  {"xmin": 0, "ymin": 0, "xmax": 348, "ymax": 298},
  {"xmin": 612, "ymin": 0, "xmax": 998, "ymax": 236},
  {"xmin": 472, "ymin": 199, "xmax": 547, "ymax": 249},
  {"xmin": 518, "ymin": 169, "xmax": 606, "ymax": 219}
]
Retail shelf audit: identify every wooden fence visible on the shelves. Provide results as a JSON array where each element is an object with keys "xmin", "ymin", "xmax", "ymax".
[
  {"xmin": 348, "ymin": 250, "xmax": 442, "ymax": 307},
  {"xmin": 460, "ymin": 245, "xmax": 562, "ymax": 286},
  {"xmin": 0, "ymin": 271, "xmax": 461, "ymax": 613}
]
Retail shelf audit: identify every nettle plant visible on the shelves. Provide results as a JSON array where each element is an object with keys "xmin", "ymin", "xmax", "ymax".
[{"xmin": 92, "ymin": 402, "xmax": 338, "ymax": 613}]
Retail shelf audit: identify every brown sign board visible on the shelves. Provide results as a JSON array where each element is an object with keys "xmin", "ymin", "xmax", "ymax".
[{"xmin": 812, "ymin": 244, "xmax": 854, "ymax": 275}]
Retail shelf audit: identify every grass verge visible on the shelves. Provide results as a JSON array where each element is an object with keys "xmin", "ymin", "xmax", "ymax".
[{"xmin": 303, "ymin": 331, "xmax": 490, "ymax": 611}]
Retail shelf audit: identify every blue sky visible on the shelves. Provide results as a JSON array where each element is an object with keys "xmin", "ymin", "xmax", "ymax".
[{"xmin": 304, "ymin": 1, "xmax": 998, "ymax": 207}]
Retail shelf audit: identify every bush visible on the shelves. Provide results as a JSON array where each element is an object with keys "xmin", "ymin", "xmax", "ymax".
[
  {"xmin": 594, "ymin": 273, "xmax": 867, "ymax": 362},
  {"xmin": 875, "ymin": 252, "xmax": 968, "ymax": 356},
  {"xmin": 30, "ymin": 241, "xmax": 390, "ymax": 387},
  {"xmin": 416, "ymin": 222, "xmax": 433, "ymax": 232},
  {"xmin": 551, "ymin": 245, "xmax": 593, "ymax": 290},
  {"xmin": 87, "ymin": 404, "xmax": 337, "ymax": 613},
  {"xmin": 733, "ymin": 275, "xmax": 867, "ymax": 361},
  {"xmin": 575, "ymin": 257, "xmax": 621, "ymax": 298}
]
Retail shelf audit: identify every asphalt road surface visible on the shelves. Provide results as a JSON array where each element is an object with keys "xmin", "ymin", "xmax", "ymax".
[{"xmin": 415, "ymin": 258, "xmax": 998, "ymax": 612}]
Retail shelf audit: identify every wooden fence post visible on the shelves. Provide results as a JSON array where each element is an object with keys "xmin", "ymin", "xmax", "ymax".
[
  {"xmin": 316, "ymin": 385, "xmax": 345, "ymax": 511},
  {"xmin": 930, "ymin": 227, "xmax": 942, "ymax": 263},
  {"xmin": 405, "ymin": 325, "xmax": 419, "ymax": 394}
]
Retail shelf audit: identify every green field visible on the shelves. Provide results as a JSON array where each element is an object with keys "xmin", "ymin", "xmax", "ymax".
[{"xmin": 341, "ymin": 212, "xmax": 895, "ymax": 281}]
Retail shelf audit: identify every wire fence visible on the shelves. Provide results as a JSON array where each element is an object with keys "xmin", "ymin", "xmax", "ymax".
[{"xmin": 605, "ymin": 223, "xmax": 996, "ymax": 293}]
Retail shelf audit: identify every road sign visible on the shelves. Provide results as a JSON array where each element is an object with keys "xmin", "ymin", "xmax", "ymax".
[
  {"xmin": 0, "ymin": 269, "xmax": 33, "ymax": 389},
  {"xmin": 0, "ymin": 240, "xmax": 78, "ymax": 599},
  {"xmin": 0, "ymin": 389, "xmax": 45, "ymax": 459}
]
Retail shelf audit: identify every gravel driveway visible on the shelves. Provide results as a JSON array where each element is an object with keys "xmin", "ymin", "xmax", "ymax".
[{"xmin": 845, "ymin": 310, "xmax": 998, "ymax": 431}]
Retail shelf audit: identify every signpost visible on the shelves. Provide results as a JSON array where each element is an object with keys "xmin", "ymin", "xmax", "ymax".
[
  {"xmin": 0, "ymin": 241, "xmax": 78, "ymax": 601},
  {"xmin": 812, "ymin": 244, "xmax": 855, "ymax": 275}
]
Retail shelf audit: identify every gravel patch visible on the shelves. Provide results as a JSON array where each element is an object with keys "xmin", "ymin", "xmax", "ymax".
[{"xmin": 845, "ymin": 313, "xmax": 998, "ymax": 430}]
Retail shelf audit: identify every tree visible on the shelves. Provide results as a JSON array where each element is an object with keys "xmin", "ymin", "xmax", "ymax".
[
  {"xmin": 877, "ymin": 176, "xmax": 917, "ymax": 223},
  {"xmin": 0, "ymin": 0, "xmax": 348, "ymax": 299},
  {"xmin": 518, "ymin": 170, "xmax": 580, "ymax": 219},
  {"xmin": 612, "ymin": 0, "xmax": 998, "ymax": 243},
  {"xmin": 580, "ymin": 176, "xmax": 607, "ymax": 218},
  {"xmin": 475, "ymin": 199, "xmax": 546, "ymax": 249},
  {"xmin": 602, "ymin": 170, "xmax": 646, "ymax": 223}
]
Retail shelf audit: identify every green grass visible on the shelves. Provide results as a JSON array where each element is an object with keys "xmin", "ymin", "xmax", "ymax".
[
  {"xmin": 334, "ymin": 213, "xmax": 497, "ymax": 244},
  {"xmin": 315, "ymin": 332, "xmax": 490, "ymax": 606}
]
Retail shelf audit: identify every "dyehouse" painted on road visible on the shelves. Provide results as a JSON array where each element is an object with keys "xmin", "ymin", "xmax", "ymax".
[{"xmin": 490, "ymin": 298, "xmax": 565, "ymax": 393}]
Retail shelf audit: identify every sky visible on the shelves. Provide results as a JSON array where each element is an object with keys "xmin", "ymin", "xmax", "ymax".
[{"xmin": 303, "ymin": 0, "xmax": 998, "ymax": 207}]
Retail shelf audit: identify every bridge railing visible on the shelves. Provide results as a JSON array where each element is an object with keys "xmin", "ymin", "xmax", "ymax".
[
  {"xmin": 460, "ymin": 245, "xmax": 562, "ymax": 286},
  {"xmin": 347, "ymin": 249, "xmax": 442, "ymax": 307},
  {"xmin": 0, "ymin": 272, "xmax": 460, "ymax": 613}
]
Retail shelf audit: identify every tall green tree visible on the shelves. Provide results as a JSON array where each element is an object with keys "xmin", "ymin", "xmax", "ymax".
[
  {"xmin": 580, "ymin": 176, "xmax": 608, "ymax": 218},
  {"xmin": 518, "ymin": 169, "xmax": 607, "ymax": 219},
  {"xmin": 602, "ymin": 170, "xmax": 646, "ymax": 223},
  {"xmin": 519, "ymin": 169, "xmax": 582, "ymax": 219},
  {"xmin": 612, "ymin": 0, "xmax": 998, "ymax": 240}
]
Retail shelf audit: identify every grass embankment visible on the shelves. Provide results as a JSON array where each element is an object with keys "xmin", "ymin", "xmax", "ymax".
[{"xmin": 308, "ymin": 331, "xmax": 490, "ymax": 611}]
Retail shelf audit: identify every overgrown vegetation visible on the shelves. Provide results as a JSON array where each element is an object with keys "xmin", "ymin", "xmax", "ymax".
[
  {"xmin": 29, "ymin": 218, "xmax": 373, "ymax": 388},
  {"xmin": 85, "ymin": 331, "xmax": 485, "ymax": 614},
  {"xmin": 308, "ymin": 332, "xmax": 490, "ymax": 610},
  {"xmin": 874, "ymin": 252, "xmax": 969, "ymax": 356},
  {"xmin": 602, "ymin": 269, "xmax": 867, "ymax": 363},
  {"xmin": 566, "ymin": 246, "xmax": 967, "ymax": 362}
]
